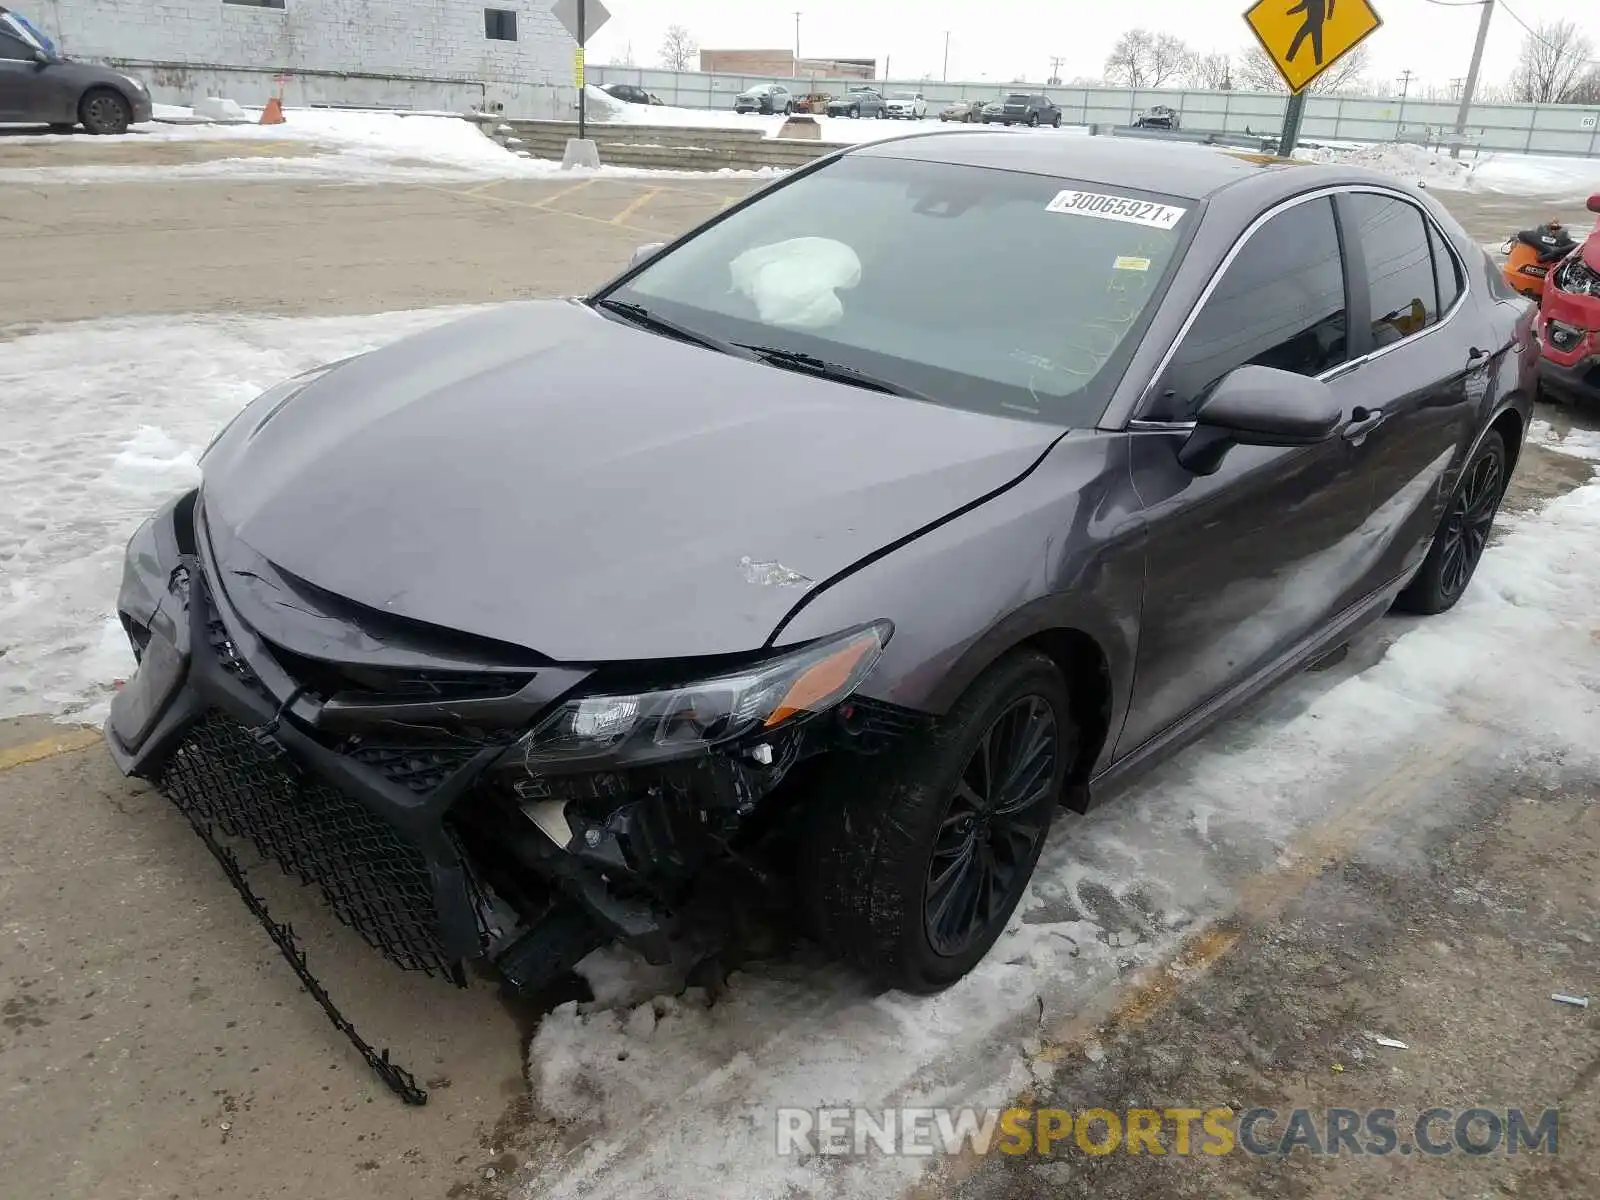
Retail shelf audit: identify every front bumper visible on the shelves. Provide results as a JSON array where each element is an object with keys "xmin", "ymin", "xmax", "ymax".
[
  {"xmin": 106, "ymin": 495, "xmax": 498, "ymax": 978},
  {"xmin": 1535, "ymin": 310, "xmax": 1600, "ymax": 402},
  {"xmin": 105, "ymin": 492, "xmax": 907, "ymax": 984},
  {"xmin": 131, "ymin": 90, "xmax": 153, "ymax": 124}
]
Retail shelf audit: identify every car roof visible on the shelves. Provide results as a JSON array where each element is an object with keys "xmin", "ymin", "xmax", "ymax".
[{"xmin": 850, "ymin": 131, "xmax": 1319, "ymax": 201}]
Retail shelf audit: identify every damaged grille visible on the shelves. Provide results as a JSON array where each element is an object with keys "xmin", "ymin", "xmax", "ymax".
[
  {"xmin": 156, "ymin": 712, "xmax": 457, "ymax": 975},
  {"xmin": 202, "ymin": 585, "xmax": 269, "ymax": 700},
  {"xmin": 342, "ymin": 742, "xmax": 482, "ymax": 794}
]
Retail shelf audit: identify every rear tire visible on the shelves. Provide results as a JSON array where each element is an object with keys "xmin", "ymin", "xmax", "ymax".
[
  {"xmin": 1027, "ymin": 113, "xmax": 1039, "ymax": 127},
  {"xmin": 803, "ymin": 650, "xmax": 1073, "ymax": 993},
  {"xmin": 1393, "ymin": 429, "xmax": 1507, "ymax": 615},
  {"xmin": 80, "ymin": 88, "xmax": 131, "ymax": 135}
]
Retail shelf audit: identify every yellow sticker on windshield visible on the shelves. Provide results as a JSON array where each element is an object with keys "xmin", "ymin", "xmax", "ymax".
[{"xmin": 1113, "ymin": 256, "xmax": 1151, "ymax": 271}]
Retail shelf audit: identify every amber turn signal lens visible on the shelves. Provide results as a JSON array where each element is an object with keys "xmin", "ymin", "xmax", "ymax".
[{"xmin": 764, "ymin": 633, "xmax": 881, "ymax": 727}]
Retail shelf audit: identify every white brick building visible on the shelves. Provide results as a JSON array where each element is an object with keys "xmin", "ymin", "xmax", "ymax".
[{"xmin": 22, "ymin": 0, "xmax": 576, "ymax": 115}]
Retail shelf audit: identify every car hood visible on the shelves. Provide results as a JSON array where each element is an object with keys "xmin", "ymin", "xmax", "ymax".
[{"xmin": 199, "ymin": 300, "xmax": 1062, "ymax": 663}]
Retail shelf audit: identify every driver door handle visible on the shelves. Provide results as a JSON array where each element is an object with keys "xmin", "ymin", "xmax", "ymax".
[
  {"xmin": 1467, "ymin": 346, "xmax": 1493, "ymax": 369},
  {"xmin": 1341, "ymin": 405, "xmax": 1387, "ymax": 442}
]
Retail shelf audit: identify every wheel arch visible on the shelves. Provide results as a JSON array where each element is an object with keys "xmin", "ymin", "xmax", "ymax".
[{"xmin": 1488, "ymin": 402, "xmax": 1525, "ymax": 476}]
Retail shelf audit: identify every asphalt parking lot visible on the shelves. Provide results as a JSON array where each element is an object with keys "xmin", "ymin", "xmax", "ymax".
[{"xmin": 1, "ymin": 155, "xmax": 1597, "ymax": 1200}]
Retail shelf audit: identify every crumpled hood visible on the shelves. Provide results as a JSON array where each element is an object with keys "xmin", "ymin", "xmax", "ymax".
[{"xmin": 200, "ymin": 300, "xmax": 1061, "ymax": 662}]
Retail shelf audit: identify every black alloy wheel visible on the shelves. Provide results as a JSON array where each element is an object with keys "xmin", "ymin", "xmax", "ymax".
[
  {"xmin": 802, "ymin": 649, "xmax": 1073, "ymax": 993},
  {"xmin": 1394, "ymin": 428, "xmax": 1508, "ymax": 615},
  {"xmin": 923, "ymin": 696, "xmax": 1058, "ymax": 957},
  {"xmin": 1439, "ymin": 440, "xmax": 1503, "ymax": 600}
]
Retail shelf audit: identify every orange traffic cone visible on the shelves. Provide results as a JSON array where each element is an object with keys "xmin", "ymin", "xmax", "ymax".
[{"xmin": 260, "ymin": 96, "xmax": 285, "ymax": 125}]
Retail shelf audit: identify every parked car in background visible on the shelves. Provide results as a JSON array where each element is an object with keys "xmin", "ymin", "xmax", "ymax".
[
  {"xmin": 0, "ymin": 8, "xmax": 151, "ymax": 133},
  {"xmin": 885, "ymin": 90, "xmax": 927, "ymax": 119},
  {"xmin": 940, "ymin": 98, "xmax": 988, "ymax": 122},
  {"xmin": 827, "ymin": 87, "xmax": 885, "ymax": 119},
  {"xmin": 983, "ymin": 92, "xmax": 1061, "ymax": 127},
  {"xmin": 600, "ymin": 82, "xmax": 664, "ymax": 106},
  {"xmin": 734, "ymin": 83, "xmax": 793, "ymax": 115},
  {"xmin": 1135, "ymin": 104, "xmax": 1180, "ymax": 130}
]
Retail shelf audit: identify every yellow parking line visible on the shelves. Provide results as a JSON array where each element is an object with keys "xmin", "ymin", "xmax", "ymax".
[
  {"xmin": 0, "ymin": 727, "xmax": 103, "ymax": 772},
  {"xmin": 610, "ymin": 187, "xmax": 661, "ymax": 226}
]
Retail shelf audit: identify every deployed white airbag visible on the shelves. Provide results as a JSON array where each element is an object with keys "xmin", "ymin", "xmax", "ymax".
[{"xmin": 728, "ymin": 237, "xmax": 861, "ymax": 329}]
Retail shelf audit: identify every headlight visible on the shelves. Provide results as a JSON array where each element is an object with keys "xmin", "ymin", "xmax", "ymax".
[{"xmin": 511, "ymin": 621, "xmax": 891, "ymax": 773}]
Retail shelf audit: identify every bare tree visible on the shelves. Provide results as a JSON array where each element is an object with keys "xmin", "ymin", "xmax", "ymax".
[
  {"xmin": 1186, "ymin": 51, "xmax": 1233, "ymax": 91},
  {"xmin": 659, "ymin": 24, "xmax": 698, "ymax": 72},
  {"xmin": 1568, "ymin": 66, "xmax": 1600, "ymax": 105},
  {"xmin": 1104, "ymin": 30, "xmax": 1193, "ymax": 89},
  {"xmin": 1510, "ymin": 19, "xmax": 1596, "ymax": 103},
  {"xmin": 1235, "ymin": 42, "xmax": 1372, "ymax": 94}
]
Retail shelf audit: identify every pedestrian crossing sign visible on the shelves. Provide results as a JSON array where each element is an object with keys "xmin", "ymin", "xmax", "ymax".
[{"xmin": 1244, "ymin": 0, "xmax": 1384, "ymax": 93}]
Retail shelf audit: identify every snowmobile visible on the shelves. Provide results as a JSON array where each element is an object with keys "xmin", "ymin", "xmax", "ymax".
[
  {"xmin": 1530, "ymin": 194, "xmax": 1600, "ymax": 406},
  {"xmin": 1502, "ymin": 220, "xmax": 1578, "ymax": 302}
]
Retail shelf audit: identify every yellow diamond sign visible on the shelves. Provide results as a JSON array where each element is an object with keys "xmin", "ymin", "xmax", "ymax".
[{"xmin": 1244, "ymin": 0, "xmax": 1384, "ymax": 94}]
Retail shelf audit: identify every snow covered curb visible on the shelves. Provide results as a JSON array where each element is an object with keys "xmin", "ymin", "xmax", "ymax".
[{"xmin": 1294, "ymin": 140, "xmax": 1600, "ymax": 200}]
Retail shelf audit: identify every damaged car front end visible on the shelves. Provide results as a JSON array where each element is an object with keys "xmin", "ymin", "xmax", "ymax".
[{"xmin": 108, "ymin": 481, "xmax": 912, "ymax": 996}]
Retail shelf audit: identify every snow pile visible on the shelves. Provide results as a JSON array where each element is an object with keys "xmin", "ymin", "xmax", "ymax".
[
  {"xmin": 1296, "ymin": 140, "xmax": 1600, "ymax": 199},
  {"xmin": 0, "ymin": 308, "xmax": 485, "ymax": 721}
]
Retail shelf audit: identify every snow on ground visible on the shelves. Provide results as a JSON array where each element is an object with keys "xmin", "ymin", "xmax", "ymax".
[
  {"xmin": 0, "ymin": 105, "xmax": 785, "ymax": 185},
  {"xmin": 1296, "ymin": 140, "xmax": 1600, "ymax": 200},
  {"xmin": 0, "ymin": 307, "xmax": 486, "ymax": 721},
  {"xmin": 4, "ymin": 303, "xmax": 1598, "ymax": 1198}
]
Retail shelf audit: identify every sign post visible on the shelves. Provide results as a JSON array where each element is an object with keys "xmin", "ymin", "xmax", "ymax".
[
  {"xmin": 1243, "ymin": 0, "xmax": 1383, "ymax": 156},
  {"xmin": 551, "ymin": 0, "xmax": 610, "ymax": 165}
]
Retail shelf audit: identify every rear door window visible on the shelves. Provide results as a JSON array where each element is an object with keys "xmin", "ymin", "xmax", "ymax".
[
  {"xmin": 1344, "ymin": 192, "xmax": 1440, "ymax": 346},
  {"xmin": 1150, "ymin": 196, "xmax": 1349, "ymax": 421}
]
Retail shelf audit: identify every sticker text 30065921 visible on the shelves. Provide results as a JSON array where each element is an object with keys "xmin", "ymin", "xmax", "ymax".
[{"xmin": 1046, "ymin": 190, "xmax": 1187, "ymax": 230}]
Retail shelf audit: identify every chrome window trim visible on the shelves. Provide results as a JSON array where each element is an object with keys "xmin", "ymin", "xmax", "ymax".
[{"xmin": 1133, "ymin": 182, "xmax": 1473, "ymax": 424}]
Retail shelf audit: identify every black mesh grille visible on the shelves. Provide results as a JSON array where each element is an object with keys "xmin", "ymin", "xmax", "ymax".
[
  {"xmin": 342, "ymin": 743, "xmax": 482, "ymax": 794},
  {"xmin": 156, "ymin": 712, "xmax": 456, "ymax": 975}
]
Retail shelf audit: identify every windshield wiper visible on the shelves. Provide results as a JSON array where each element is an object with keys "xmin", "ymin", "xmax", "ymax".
[
  {"xmin": 592, "ymin": 299, "xmax": 754, "ymax": 359},
  {"xmin": 739, "ymin": 346, "xmax": 933, "ymax": 402}
]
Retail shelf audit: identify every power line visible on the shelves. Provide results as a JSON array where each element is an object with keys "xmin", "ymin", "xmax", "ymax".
[{"xmin": 1496, "ymin": 0, "xmax": 1600, "ymax": 66}]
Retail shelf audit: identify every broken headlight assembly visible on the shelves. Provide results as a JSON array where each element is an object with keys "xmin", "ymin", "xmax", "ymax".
[{"xmin": 507, "ymin": 620, "xmax": 892, "ymax": 775}]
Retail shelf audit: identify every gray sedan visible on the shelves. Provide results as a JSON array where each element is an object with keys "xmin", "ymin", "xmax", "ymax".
[
  {"xmin": 0, "ymin": 14, "xmax": 151, "ymax": 133},
  {"xmin": 106, "ymin": 133, "xmax": 1533, "ymax": 1026}
]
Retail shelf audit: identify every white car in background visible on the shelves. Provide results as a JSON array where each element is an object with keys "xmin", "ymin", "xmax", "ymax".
[{"xmin": 884, "ymin": 91, "xmax": 927, "ymax": 119}]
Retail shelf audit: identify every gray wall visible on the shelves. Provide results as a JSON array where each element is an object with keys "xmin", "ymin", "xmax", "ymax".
[
  {"xmin": 28, "ymin": 0, "xmax": 577, "ymax": 115},
  {"xmin": 591, "ymin": 67, "xmax": 1600, "ymax": 157}
]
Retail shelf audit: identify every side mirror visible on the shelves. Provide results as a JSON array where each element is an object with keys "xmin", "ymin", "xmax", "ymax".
[
  {"xmin": 1176, "ymin": 364, "xmax": 1342, "ymax": 476},
  {"xmin": 33, "ymin": 49, "xmax": 50, "ymax": 66},
  {"xmin": 629, "ymin": 242, "xmax": 665, "ymax": 269},
  {"xmin": 1587, "ymin": 193, "xmax": 1600, "ymax": 215}
]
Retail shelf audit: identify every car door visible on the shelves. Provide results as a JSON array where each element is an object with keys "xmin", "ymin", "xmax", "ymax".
[
  {"xmin": 1115, "ymin": 193, "xmax": 1384, "ymax": 758},
  {"xmin": 0, "ymin": 30, "xmax": 41, "ymax": 120},
  {"xmin": 1332, "ymin": 188, "xmax": 1486, "ymax": 594}
]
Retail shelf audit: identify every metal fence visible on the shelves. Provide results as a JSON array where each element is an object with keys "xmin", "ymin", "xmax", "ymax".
[{"xmin": 589, "ymin": 67, "xmax": 1600, "ymax": 158}]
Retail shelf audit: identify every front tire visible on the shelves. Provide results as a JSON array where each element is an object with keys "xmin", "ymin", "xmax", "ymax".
[
  {"xmin": 803, "ymin": 650, "xmax": 1073, "ymax": 993},
  {"xmin": 1394, "ymin": 429, "xmax": 1507, "ymax": 615},
  {"xmin": 80, "ymin": 88, "xmax": 131, "ymax": 136},
  {"xmin": 1027, "ymin": 112, "xmax": 1040, "ymax": 127},
  {"xmin": 849, "ymin": 106, "xmax": 860, "ymax": 119}
]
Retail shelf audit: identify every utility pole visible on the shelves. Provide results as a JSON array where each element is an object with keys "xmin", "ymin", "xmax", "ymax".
[
  {"xmin": 1048, "ymin": 55, "xmax": 1064, "ymax": 85},
  {"xmin": 1452, "ymin": 0, "xmax": 1494, "ymax": 158},
  {"xmin": 793, "ymin": 11, "xmax": 801, "ymax": 77},
  {"xmin": 943, "ymin": 31, "xmax": 950, "ymax": 82},
  {"xmin": 1397, "ymin": 67, "xmax": 1414, "ymax": 135}
]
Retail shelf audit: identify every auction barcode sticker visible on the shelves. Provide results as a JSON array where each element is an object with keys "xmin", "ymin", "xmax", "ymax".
[{"xmin": 1046, "ymin": 190, "xmax": 1187, "ymax": 229}]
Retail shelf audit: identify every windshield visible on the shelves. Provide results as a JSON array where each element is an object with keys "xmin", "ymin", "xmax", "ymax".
[
  {"xmin": 891, "ymin": 92, "xmax": 916, "ymax": 99},
  {"xmin": 597, "ymin": 155, "xmax": 1192, "ymax": 426},
  {"xmin": 1006, "ymin": 94, "xmax": 1031, "ymax": 103}
]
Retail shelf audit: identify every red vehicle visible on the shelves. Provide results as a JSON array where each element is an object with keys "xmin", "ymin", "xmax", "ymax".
[{"xmin": 1531, "ymin": 194, "xmax": 1600, "ymax": 405}]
